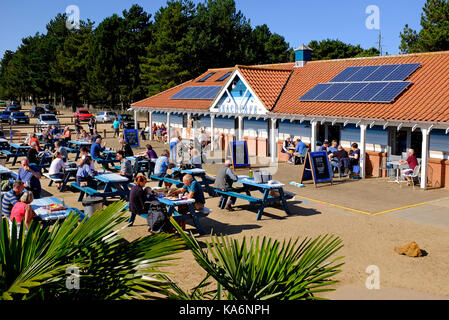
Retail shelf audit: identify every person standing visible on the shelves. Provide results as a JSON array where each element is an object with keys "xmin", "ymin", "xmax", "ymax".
[
  {"xmin": 88, "ymin": 117, "xmax": 95, "ymax": 135},
  {"xmin": 17, "ymin": 159, "xmax": 42, "ymax": 199},
  {"xmin": 74, "ymin": 116, "xmax": 82, "ymax": 139},
  {"xmin": 128, "ymin": 175, "xmax": 147, "ymax": 227},
  {"xmin": 169, "ymin": 136, "xmax": 181, "ymax": 162},
  {"xmin": 113, "ymin": 117, "xmax": 120, "ymax": 138},
  {"xmin": 213, "ymin": 160, "xmax": 239, "ymax": 211}
]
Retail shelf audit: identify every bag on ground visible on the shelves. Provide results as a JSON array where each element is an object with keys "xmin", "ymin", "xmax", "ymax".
[{"xmin": 145, "ymin": 200, "xmax": 172, "ymax": 233}]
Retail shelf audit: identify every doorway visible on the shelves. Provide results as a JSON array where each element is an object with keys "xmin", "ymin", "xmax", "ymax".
[
  {"xmin": 388, "ymin": 128, "xmax": 422, "ymax": 158},
  {"xmin": 318, "ymin": 123, "xmax": 341, "ymax": 145}
]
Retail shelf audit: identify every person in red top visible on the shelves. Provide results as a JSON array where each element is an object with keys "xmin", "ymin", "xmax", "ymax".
[
  {"xmin": 10, "ymin": 191, "xmax": 35, "ymax": 230},
  {"xmin": 399, "ymin": 149, "xmax": 419, "ymax": 185},
  {"xmin": 29, "ymin": 133, "xmax": 41, "ymax": 150}
]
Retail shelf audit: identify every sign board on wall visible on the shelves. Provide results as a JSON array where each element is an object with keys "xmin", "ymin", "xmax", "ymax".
[{"xmin": 230, "ymin": 140, "xmax": 250, "ymax": 169}]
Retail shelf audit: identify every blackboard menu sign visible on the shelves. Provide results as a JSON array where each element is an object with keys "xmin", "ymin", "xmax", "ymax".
[
  {"xmin": 230, "ymin": 140, "xmax": 250, "ymax": 168},
  {"xmin": 124, "ymin": 129, "xmax": 139, "ymax": 148},
  {"xmin": 299, "ymin": 151, "xmax": 333, "ymax": 187}
]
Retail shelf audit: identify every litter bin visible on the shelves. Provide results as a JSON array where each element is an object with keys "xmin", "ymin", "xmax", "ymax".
[{"xmin": 82, "ymin": 196, "xmax": 104, "ymax": 217}]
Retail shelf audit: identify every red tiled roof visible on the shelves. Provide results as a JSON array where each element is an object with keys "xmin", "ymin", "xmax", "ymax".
[
  {"xmin": 131, "ymin": 68, "xmax": 234, "ymax": 110},
  {"xmin": 274, "ymin": 51, "xmax": 449, "ymax": 123},
  {"xmin": 237, "ymin": 65, "xmax": 292, "ymax": 110}
]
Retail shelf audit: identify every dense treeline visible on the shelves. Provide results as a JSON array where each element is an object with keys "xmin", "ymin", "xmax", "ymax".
[{"xmin": 0, "ymin": 0, "xmax": 379, "ymax": 109}]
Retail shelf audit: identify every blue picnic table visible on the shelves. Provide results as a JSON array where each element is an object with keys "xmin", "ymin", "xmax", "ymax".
[
  {"xmin": 157, "ymin": 197, "xmax": 205, "ymax": 235},
  {"xmin": 2, "ymin": 143, "xmax": 30, "ymax": 166},
  {"xmin": 71, "ymin": 172, "xmax": 131, "ymax": 202},
  {"xmin": 125, "ymin": 156, "xmax": 157, "ymax": 178},
  {"xmin": 171, "ymin": 167, "xmax": 215, "ymax": 196},
  {"xmin": 215, "ymin": 176, "xmax": 294, "ymax": 220},
  {"xmin": 68, "ymin": 140, "xmax": 92, "ymax": 161},
  {"xmin": 31, "ymin": 196, "xmax": 85, "ymax": 224}
]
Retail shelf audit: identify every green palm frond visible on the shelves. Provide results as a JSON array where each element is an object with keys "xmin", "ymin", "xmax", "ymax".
[{"xmin": 170, "ymin": 217, "xmax": 344, "ymax": 300}]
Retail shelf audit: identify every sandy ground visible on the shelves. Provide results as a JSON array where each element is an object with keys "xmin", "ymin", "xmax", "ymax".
[{"xmin": 6, "ymin": 106, "xmax": 449, "ymax": 300}]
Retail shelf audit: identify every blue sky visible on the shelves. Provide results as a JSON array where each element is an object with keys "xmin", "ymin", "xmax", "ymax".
[{"xmin": 0, "ymin": 0, "xmax": 426, "ymax": 59}]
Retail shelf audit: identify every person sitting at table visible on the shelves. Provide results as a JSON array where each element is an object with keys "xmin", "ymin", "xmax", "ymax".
[
  {"xmin": 293, "ymin": 138, "xmax": 307, "ymax": 164},
  {"xmin": 17, "ymin": 159, "xmax": 42, "ymax": 199},
  {"xmin": 1, "ymin": 180, "xmax": 25, "ymax": 220},
  {"xmin": 168, "ymin": 174, "xmax": 207, "ymax": 215},
  {"xmin": 119, "ymin": 139, "xmax": 134, "ymax": 157},
  {"xmin": 62, "ymin": 126, "xmax": 71, "ymax": 142},
  {"xmin": 80, "ymin": 130, "xmax": 90, "ymax": 142},
  {"xmin": 399, "ymin": 148, "xmax": 419, "ymax": 186},
  {"xmin": 282, "ymin": 137, "xmax": 295, "ymax": 164},
  {"xmin": 328, "ymin": 145, "xmax": 349, "ymax": 176},
  {"xmin": 127, "ymin": 175, "xmax": 147, "ymax": 227},
  {"xmin": 213, "ymin": 160, "xmax": 239, "ymax": 211},
  {"xmin": 319, "ymin": 140, "xmax": 330, "ymax": 152},
  {"xmin": 328, "ymin": 140, "xmax": 338, "ymax": 153},
  {"xmin": 42, "ymin": 128, "xmax": 52, "ymax": 145},
  {"xmin": 79, "ymin": 146, "xmax": 96, "ymax": 171},
  {"xmin": 90, "ymin": 129, "xmax": 101, "ymax": 143},
  {"xmin": 55, "ymin": 140, "xmax": 68, "ymax": 162},
  {"xmin": 29, "ymin": 133, "xmax": 41, "ymax": 150},
  {"xmin": 48, "ymin": 151, "xmax": 66, "ymax": 189},
  {"xmin": 76, "ymin": 156, "xmax": 96, "ymax": 189},
  {"xmin": 116, "ymin": 150, "xmax": 133, "ymax": 182},
  {"xmin": 154, "ymin": 149, "xmax": 175, "ymax": 187},
  {"xmin": 348, "ymin": 143, "xmax": 361, "ymax": 174},
  {"xmin": 90, "ymin": 137, "xmax": 106, "ymax": 161},
  {"xmin": 145, "ymin": 144, "xmax": 158, "ymax": 159},
  {"xmin": 27, "ymin": 142, "xmax": 40, "ymax": 165},
  {"xmin": 49, "ymin": 125, "xmax": 59, "ymax": 136},
  {"xmin": 10, "ymin": 191, "xmax": 35, "ymax": 231}
]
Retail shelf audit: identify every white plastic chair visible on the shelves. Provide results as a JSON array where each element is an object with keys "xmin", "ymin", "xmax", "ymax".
[{"xmin": 403, "ymin": 164, "xmax": 421, "ymax": 187}]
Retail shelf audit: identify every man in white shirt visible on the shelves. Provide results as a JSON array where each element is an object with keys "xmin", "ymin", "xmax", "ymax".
[
  {"xmin": 169, "ymin": 136, "xmax": 181, "ymax": 162},
  {"xmin": 49, "ymin": 151, "xmax": 66, "ymax": 188}
]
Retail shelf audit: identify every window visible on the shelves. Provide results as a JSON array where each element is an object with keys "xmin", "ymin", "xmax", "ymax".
[
  {"xmin": 216, "ymin": 72, "xmax": 232, "ymax": 82},
  {"xmin": 198, "ymin": 72, "xmax": 216, "ymax": 82}
]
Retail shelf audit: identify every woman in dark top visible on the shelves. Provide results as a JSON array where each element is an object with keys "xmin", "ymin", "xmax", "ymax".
[
  {"xmin": 27, "ymin": 142, "xmax": 40, "ymax": 165},
  {"xmin": 119, "ymin": 139, "xmax": 134, "ymax": 157},
  {"xmin": 128, "ymin": 175, "xmax": 147, "ymax": 227},
  {"xmin": 349, "ymin": 142, "xmax": 360, "ymax": 166},
  {"xmin": 328, "ymin": 145, "xmax": 349, "ymax": 174}
]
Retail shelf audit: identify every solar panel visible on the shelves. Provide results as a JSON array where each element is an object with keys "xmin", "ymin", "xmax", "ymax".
[
  {"xmin": 383, "ymin": 63, "xmax": 420, "ymax": 81},
  {"xmin": 170, "ymin": 86, "xmax": 222, "ymax": 100},
  {"xmin": 197, "ymin": 72, "xmax": 216, "ymax": 82},
  {"xmin": 216, "ymin": 72, "xmax": 232, "ymax": 81},
  {"xmin": 298, "ymin": 83, "xmax": 332, "ymax": 101},
  {"xmin": 314, "ymin": 83, "xmax": 349, "ymax": 101},
  {"xmin": 350, "ymin": 82, "xmax": 389, "ymax": 102},
  {"xmin": 329, "ymin": 67, "xmax": 363, "ymax": 82},
  {"xmin": 370, "ymin": 81, "xmax": 411, "ymax": 102},
  {"xmin": 364, "ymin": 65, "xmax": 399, "ymax": 81},
  {"xmin": 346, "ymin": 65, "xmax": 380, "ymax": 82},
  {"xmin": 332, "ymin": 82, "xmax": 369, "ymax": 101}
]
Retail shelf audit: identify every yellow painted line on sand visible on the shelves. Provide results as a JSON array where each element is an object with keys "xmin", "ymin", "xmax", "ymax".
[
  {"xmin": 371, "ymin": 202, "xmax": 428, "ymax": 216},
  {"xmin": 294, "ymin": 195, "xmax": 374, "ymax": 216}
]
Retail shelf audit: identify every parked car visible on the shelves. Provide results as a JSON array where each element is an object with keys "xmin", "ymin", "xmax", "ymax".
[
  {"xmin": 43, "ymin": 104, "xmax": 57, "ymax": 115},
  {"xmin": 29, "ymin": 106, "xmax": 45, "ymax": 117},
  {"xmin": 10, "ymin": 101, "xmax": 21, "ymax": 108},
  {"xmin": 96, "ymin": 111, "xmax": 117, "ymax": 123},
  {"xmin": 37, "ymin": 113, "xmax": 60, "ymax": 128},
  {"xmin": 0, "ymin": 111, "xmax": 11, "ymax": 123},
  {"xmin": 9, "ymin": 112, "xmax": 29, "ymax": 124},
  {"xmin": 0, "ymin": 101, "xmax": 6, "ymax": 108},
  {"xmin": 74, "ymin": 109, "xmax": 93, "ymax": 121},
  {"xmin": 117, "ymin": 114, "xmax": 136, "ymax": 129},
  {"xmin": 6, "ymin": 105, "xmax": 20, "ymax": 112}
]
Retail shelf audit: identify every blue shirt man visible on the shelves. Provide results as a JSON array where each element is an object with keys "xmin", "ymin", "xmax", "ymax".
[
  {"xmin": 295, "ymin": 139, "xmax": 306, "ymax": 154},
  {"xmin": 90, "ymin": 138, "xmax": 105, "ymax": 159},
  {"xmin": 319, "ymin": 141, "xmax": 330, "ymax": 152},
  {"xmin": 154, "ymin": 155, "xmax": 170, "ymax": 176},
  {"xmin": 113, "ymin": 119, "xmax": 120, "ymax": 129},
  {"xmin": 17, "ymin": 159, "xmax": 42, "ymax": 199},
  {"xmin": 183, "ymin": 179, "xmax": 205, "ymax": 205}
]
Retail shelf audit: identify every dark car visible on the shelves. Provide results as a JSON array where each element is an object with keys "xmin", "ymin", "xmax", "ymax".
[
  {"xmin": 118, "ymin": 114, "xmax": 137, "ymax": 129},
  {"xmin": 29, "ymin": 106, "xmax": 45, "ymax": 117},
  {"xmin": 0, "ymin": 111, "xmax": 11, "ymax": 123},
  {"xmin": 43, "ymin": 104, "xmax": 57, "ymax": 115},
  {"xmin": 10, "ymin": 101, "xmax": 21, "ymax": 108},
  {"xmin": 9, "ymin": 112, "xmax": 29, "ymax": 124},
  {"xmin": 6, "ymin": 105, "xmax": 20, "ymax": 112}
]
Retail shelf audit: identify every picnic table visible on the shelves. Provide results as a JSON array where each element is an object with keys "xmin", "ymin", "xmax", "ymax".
[
  {"xmin": 157, "ymin": 197, "xmax": 205, "ymax": 235},
  {"xmin": 31, "ymin": 196, "xmax": 85, "ymax": 224},
  {"xmin": 2, "ymin": 143, "xmax": 30, "ymax": 166},
  {"xmin": 43, "ymin": 163, "xmax": 78, "ymax": 192},
  {"xmin": 214, "ymin": 176, "xmax": 294, "ymax": 220},
  {"xmin": 71, "ymin": 172, "xmax": 131, "ymax": 202},
  {"xmin": 125, "ymin": 156, "xmax": 157, "ymax": 178},
  {"xmin": 68, "ymin": 140, "xmax": 92, "ymax": 161},
  {"xmin": 0, "ymin": 164, "xmax": 17, "ymax": 181}
]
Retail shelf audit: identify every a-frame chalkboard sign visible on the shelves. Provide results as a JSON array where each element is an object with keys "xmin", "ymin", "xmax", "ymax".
[{"xmin": 299, "ymin": 151, "xmax": 333, "ymax": 187}]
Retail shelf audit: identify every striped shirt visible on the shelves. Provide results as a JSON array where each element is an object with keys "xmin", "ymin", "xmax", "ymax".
[{"xmin": 2, "ymin": 189, "xmax": 21, "ymax": 217}]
